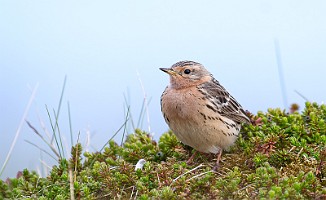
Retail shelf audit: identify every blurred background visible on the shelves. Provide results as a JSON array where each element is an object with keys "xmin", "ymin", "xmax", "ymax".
[{"xmin": 1, "ymin": 1, "xmax": 325, "ymax": 179}]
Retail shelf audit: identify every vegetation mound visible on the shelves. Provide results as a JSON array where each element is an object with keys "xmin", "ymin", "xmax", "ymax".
[{"xmin": 1, "ymin": 102, "xmax": 325, "ymax": 199}]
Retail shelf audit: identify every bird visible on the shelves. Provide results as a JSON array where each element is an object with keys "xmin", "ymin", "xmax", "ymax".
[{"xmin": 160, "ymin": 60, "xmax": 251, "ymax": 168}]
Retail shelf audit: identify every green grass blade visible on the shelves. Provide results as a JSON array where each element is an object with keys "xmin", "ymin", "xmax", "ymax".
[
  {"xmin": 55, "ymin": 75, "xmax": 67, "ymax": 127},
  {"xmin": 68, "ymin": 102, "xmax": 74, "ymax": 147},
  {"xmin": 120, "ymin": 106, "xmax": 130, "ymax": 146},
  {"xmin": 46, "ymin": 105, "xmax": 62, "ymax": 158},
  {"xmin": 100, "ymin": 108, "xmax": 130, "ymax": 152},
  {"xmin": 89, "ymin": 117, "xmax": 130, "ymax": 167},
  {"xmin": 123, "ymin": 92, "xmax": 135, "ymax": 131},
  {"xmin": 53, "ymin": 109, "xmax": 65, "ymax": 158},
  {"xmin": 137, "ymin": 97, "xmax": 146, "ymax": 129}
]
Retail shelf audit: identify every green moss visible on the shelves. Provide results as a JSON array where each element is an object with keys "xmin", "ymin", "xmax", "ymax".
[{"xmin": 1, "ymin": 102, "xmax": 325, "ymax": 199}]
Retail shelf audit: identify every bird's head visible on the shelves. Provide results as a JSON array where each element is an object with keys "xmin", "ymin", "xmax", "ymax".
[{"xmin": 160, "ymin": 61, "xmax": 212, "ymax": 89}]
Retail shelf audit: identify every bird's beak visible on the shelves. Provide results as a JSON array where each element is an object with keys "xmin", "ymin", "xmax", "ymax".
[{"xmin": 160, "ymin": 68, "xmax": 177, "ymax": 76}]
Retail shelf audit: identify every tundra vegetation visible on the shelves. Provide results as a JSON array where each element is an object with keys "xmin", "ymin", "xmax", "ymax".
[{"xmin": 0, "ymin": 102, "xmax": 325, "ymax": 199}]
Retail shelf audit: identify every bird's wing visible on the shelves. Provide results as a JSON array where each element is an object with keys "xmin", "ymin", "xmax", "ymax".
[{"xmin": 197, "ymin": 78, "xmax": 251, "ymax": 124}]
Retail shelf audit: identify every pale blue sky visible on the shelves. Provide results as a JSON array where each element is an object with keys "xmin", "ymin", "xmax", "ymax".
[{"xmin": 1, "ymin": 1, "xmax": 326, "ymax": 178}]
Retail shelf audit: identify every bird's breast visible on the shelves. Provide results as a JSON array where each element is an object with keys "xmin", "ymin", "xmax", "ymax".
[
  {"xmin": 161, "ymin": 86, "xmax": 240, "ymax": 153},
  {"xmin": 161, "ymin": 87, "xmax": 202, "ymax": 121}
]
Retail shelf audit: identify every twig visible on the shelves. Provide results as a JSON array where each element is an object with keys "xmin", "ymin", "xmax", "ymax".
[
  {"xmin": 186, "ymin": 170, "xmax": 213, "ymax": 182},
  {"xmin": 134, "ymin": 189, "xmax": 138, "ymax": 200},
  {"xmin": 130, "ymin": 186, "xmax": 135, "ymax": 200},
  {"xmin": 157, "ymin": 172, "xmax": 161, "ymax": 187},
  {"xmin": 288, "ymin": 146, "xmax": 296, "ymax": 153},
  {"xmin": 297, "ymin": 147, "xmax": 303, "ymax": 158},
  {"xmin": 170, "ymin": 164, "xmax": 204, "ymax": 186},
  {"xmin": 69, "ymin": 167, "xmax": 75, "ymax": 200},
  {"xmin": 237, "ymin": 183, "xmax": 255, "ymax": 192}
]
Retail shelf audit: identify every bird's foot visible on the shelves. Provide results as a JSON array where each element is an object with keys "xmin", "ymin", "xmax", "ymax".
[
  {"xmin": 186, "ymin": 151, "xmax": 198, "ymax": 164},
  {"xmin": 212, "ymin": 150, "xmax": 223, "ymax": 171}
]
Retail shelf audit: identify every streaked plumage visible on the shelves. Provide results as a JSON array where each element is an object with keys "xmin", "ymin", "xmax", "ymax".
[{"xmin": 160, "ymin": 61, "xmax": 250, "ymax": 165}]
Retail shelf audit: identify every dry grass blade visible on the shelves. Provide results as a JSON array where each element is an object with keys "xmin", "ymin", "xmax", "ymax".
[
  {"xmin": 274, "ymin": 38, "xmax": 288, "ymax": 109},
  {"xmin": 24, "ymin": 140, "xmax": 58, "ymax": 161},
  {"xmin": 26, "ymin": 120, "xmax": 60, "ymax": 158},
  {"xmin": 0, "ymin": 83, "xmax": 38, "ymax": 177},
  {"xmin": 294, "ymin": 90, "xmax": 310, "ymax": 102},
  {"xmin": 137, "ymin": 71, "xmax": 151, "ymax": 133}
]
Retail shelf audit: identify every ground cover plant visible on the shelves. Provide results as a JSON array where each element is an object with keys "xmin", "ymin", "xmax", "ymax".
[{"xmin": 0, "ymin": 102, "xmax": 325, "ymax": 199}]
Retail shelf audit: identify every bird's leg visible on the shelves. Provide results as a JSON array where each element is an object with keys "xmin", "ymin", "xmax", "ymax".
[
  {"xmin": 213, "ymin": 150, "xmax": 223, "ymax": 171},
  {"xmin": 186, "ymin": 150, "xmax": 198, "ymax": 164}
]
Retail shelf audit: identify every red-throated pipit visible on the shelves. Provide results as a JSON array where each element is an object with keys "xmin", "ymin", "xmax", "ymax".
[{"xmin": 160, "ymin": 61, "xmax": 250, "ymax": 168}]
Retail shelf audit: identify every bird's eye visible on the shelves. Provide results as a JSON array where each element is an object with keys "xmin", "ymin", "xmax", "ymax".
[{"xmin": 184, "ymin": 69, "xmax": 191, "ymax": 74}]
